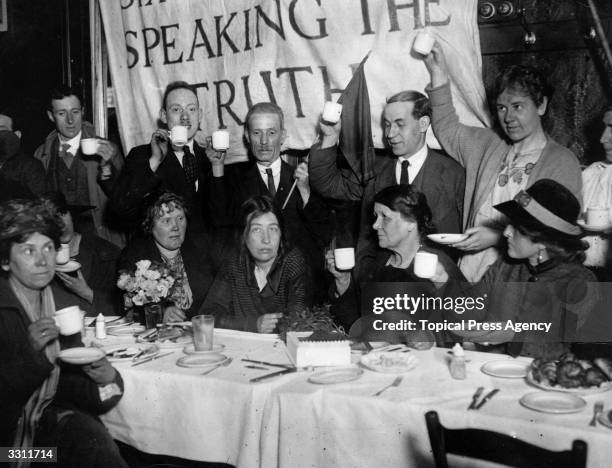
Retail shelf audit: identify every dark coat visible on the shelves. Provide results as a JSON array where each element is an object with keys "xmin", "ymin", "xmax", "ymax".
[
  {"xmin": 0, "ymin": 150, "xmax": 47, "ymax": 196},
  {"xmin": 0, "ymin": 278, "xmax": 123, "ymax": 446},
  {"xmin": 330, "ymin": 243, "xmax": 465, "ymax": 333},
  {"xmin": 110, "ymin": 142, "xmax": 213, "ymax": 233},
  {"xmin": 309, "ymin": 145, "xmax": 465, "ymax": 269},
  {"xmin": 199, "ymin": 248, "xmax": 308, "ymax": 332},
  {"xmin": 118, "ymin": 235, "xmax": 215, "ymax": 319},
  {"xmin": 52, "ymin": 234, "xmax": 122, "ymax": 316}
]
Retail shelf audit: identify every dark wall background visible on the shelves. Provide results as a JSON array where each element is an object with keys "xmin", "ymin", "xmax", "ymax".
[
  {"xmin": 0, "ymin": 0, "xmax": 611, "ymax": 163},
  {"xmin": 0, "ymin": 0, "xmax": 90, "ymax": 155}
]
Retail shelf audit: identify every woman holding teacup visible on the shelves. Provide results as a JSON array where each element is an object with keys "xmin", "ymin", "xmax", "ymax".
[
  {"xmin": 118, "ymin": 190, "xmax": 215, "ymax": 322},
  {"xmin": 326, "ymin": 184, "xmax": 464, "ymax": 343},
  {"xmin": 0, "ymin": 198, "xmax": 127, "ymax": 466},
  {"xmin": 435, "ymin": 179, "xmax": 599, "ymax": 359},
  {"xmin": 200, "ymin": 195, "xmax": 309, "ymax": 333}
]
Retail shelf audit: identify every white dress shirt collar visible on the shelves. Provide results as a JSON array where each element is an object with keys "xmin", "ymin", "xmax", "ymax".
[
  {"xmin": 58, "ymin": 131, "xmax": 82, "ymax": 156},
  {"xmin": 396, "ymin": 143, "xmax": 428, "ymax": 184}
]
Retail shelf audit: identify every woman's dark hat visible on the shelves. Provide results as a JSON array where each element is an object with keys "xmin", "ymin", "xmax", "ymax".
[
  {"xmin": 494, "ymin": 179, "xmax": 582, "ymax": 237},
  {"xmin": 41, "ymin": 191, "xmax": 95, "ymax": 217}
]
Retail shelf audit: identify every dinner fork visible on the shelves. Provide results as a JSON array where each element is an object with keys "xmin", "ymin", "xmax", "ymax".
[
  {"xmin": 201, "ymin": 357, "xmax": 233, "ymax": 376},
  {"xmin": 372, "ymin": 376, "xmax": 403, "ymax": 397},
  {"xmin": 589, "ymin": 401, "xmax": 604, "ymax": 427}
]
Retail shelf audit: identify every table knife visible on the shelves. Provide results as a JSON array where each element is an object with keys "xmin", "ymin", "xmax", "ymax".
[
  {"xmin": 131, "ymin": 351, "xmax": 174, "ymax": 367},
  {"xmin": 474, "ymin": 388, "xmax": 500, "ymax": 410},
  {"xmin": 250, "ymin": 367, "xmax": 296, "ymax": 383},
  {"xmin": 241, "ymin": 359, "xmax": 292, "ymax": 369},
  {"xmin": 468, "ymin": 386, "xmax": 484, "ymax": 410}
]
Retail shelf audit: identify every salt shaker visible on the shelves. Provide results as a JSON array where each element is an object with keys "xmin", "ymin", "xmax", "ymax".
[
  {"xmin": 95, "ymin": 313, "xmax": 107, "ymax": 340},
  {"xmin": 449, "ymin": 343, "xmax": 466, "ymax": 379}
]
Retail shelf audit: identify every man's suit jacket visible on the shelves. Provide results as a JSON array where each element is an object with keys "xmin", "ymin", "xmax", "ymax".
[
  {"xmin": 309, "ymin": 145, "xmax": 465, "ymax": 267},
  {"xmin": 210, "ymin": 159, "xmax": 332, "ymax": 253},
  {"xmin": 110, "ymin": 142, "xmax": 212, "ymax": 233},
  {"xmin": 118, "ymin": 235, "xmax": 214, "ymax": 319}
]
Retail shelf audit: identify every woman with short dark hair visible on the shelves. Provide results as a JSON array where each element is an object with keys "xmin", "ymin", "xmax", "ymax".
[
  {"xmin": 0, "ymin": 198, "xmax": 127, "ymax": 466},
  {"xmin": 200, "ymin": 195, "xmax": 309, "ymax": 333},
  {"xmin": 118, "ymin": 191, "xmax": 214, "ymax": 321},
  {"xmin": 327, "ymin": 184, "xmax": 464, "ymax": 339}
]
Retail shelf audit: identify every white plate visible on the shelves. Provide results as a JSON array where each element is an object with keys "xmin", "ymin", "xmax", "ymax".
[
  {"xmin": 58, "ymin": 347, "xmax": 105, "ymax": 365},
  {"xmin": 577, "ymin": 219, "xmax": 612, "ymax": 232},
  {"xmin": 361, "ymin": 352, "xmax": 418, "ymax": 374},
  {"xmin": 106, "ymin": 344, "xmax": 159, "ymax": 362},
  {"xmin": 308, "ymin": 367, "xmax": 364, "ymax": 385},
  {"xmin": 55, "ymin": 260, "xmax": 81, "ymax": 273},
  {"xmin": 427, "ymin": 233, "xmax": 469, "ymax": 245},
  {"xmin": 176, "ymin": 354, "xmax": 229, "ymax": 368},
  {"xmin": 519, "ymin": 391, "xmax": 586, "ymax": 414},
  {"xmin": 183, "ymin": 343, "xmax": 225, "ymax": 355},
  {"xmin": 107, "ymin": 324, "xmax": 146, "ymax": 336},
  {"xmin": 526, "ymin": 371, "xmax": 612, "ymax": 395},
  {"xmin": 598, "ymin": 411, "xmax": 612, "ymax": 429},
  {"xmin": 481, "ymin": 360, "xmax": 530, "ymax": 378}
]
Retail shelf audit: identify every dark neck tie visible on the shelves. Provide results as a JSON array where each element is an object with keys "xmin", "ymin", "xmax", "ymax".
[
  {"xmin": 266, "ymin": 168, "xmax": 276, "ymax": 197},
  {"xmin": 182, "ymin": 146, "xmax": 198, "ymax": 186},
  {"xmin": 59, "ymin": 143, "xmax": 74, "ymax": 169},
  {"xmin": 400, "ymin": 160, "xmax": 410, "ymax": 185}
]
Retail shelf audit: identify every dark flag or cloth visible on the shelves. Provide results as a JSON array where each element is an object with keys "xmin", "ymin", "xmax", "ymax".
[{"xmin": 337, "ymin": 53, "xmax": 376, "ymax": 185}]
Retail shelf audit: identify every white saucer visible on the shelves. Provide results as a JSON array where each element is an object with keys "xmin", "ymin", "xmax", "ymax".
[
  {"xmin": 578, "ymin": 219, "xmax": 612, "ymax": 232},
  {"xmin": 427, "ymin": 233, "xmax": 468, "ymax": 245},
  {"xmin": 308, "ymin": 367, "xmax": 364, "ymax": 385},
  {"xmin": 176, "ymin": 354, "xmax": 228, "ymax": 368},
  {"xmin": 481, "ymin": 359, "xmax": 529, "ymax": 378},
  {"xmin": 519, "ymin": 391, "xmax": 586, "ymax": 414},
  {"xmin": 55, "ymin": 260, "xmax": 81, "ymax": 273},
  {"xmin": 183, "ymin": 343, "xmax": 225, "ymax": 355},
  {"xmin": 58, "ymin": 347, "xmax": 105, "ymax": 365}
]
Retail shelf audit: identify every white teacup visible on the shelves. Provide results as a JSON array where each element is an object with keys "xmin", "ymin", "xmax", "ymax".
[
  {"xmin": 80, "ymin": 138, "xmax": 99, "ymax": 155},
  {"xmin": 55, "ymin": 306, "xmax": 83, "ymax": 335},
  {"xmin": 170, "ymin": 125, "xmax": 189, "ymax": 147},
  {"xmin": 56, "ymin": 243, "xmax": 70, "ymax": 265},
  {"xmin": 586, "ymin": 207, "xmax": 609, "ymax": 227},
  {"xmin": 413, "ymin": 30, "xmax": 435, "ymax": 55},
  {"xmin": 212, "ymin": 129, "xmax": 230, "ymax": 151},
  {"xmin": 322, "ymin": 101, "xmax": 343, "ymax": 125},
  {"xmin": 414, "ymin": 252, "xmax": 438, "ymax": 279},
  {"xmin": 334, "ymin": 247, "xmax": 355, "ymax": 270}
]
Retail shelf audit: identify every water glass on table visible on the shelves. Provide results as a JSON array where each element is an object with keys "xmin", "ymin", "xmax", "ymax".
[{"xmin": 192, "ymin": 314, "xmax": 215, "ymax": 351}]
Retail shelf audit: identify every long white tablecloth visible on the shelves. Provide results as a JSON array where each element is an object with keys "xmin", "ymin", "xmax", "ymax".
[{"xmin": 99, "ymin": 331, "xmax": 612, "ymax": 468}]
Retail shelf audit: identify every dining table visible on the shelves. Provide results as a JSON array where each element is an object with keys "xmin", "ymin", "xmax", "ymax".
[{"xmin": 94, "ymin": 329, "xmax": 612, "ymax": 468}]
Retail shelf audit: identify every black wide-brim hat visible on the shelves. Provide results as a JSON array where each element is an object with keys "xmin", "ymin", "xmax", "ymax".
[{"xmin": 494, "ymin": 179, "xmax": 583, "ymax": 239}]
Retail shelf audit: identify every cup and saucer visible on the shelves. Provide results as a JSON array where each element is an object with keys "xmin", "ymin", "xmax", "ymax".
[{"xmin": 579, "ymin": 208, "xmax": 612, "ymax": 232}]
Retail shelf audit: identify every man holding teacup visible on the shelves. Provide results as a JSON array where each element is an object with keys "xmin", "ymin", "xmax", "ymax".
[
  {"xmin": 34, "ymin": 85, "xmax": 124, "ymax": 243},
  {"xmin": 109, "ymin": 81, "xmax": 214, "ymax": 235}
]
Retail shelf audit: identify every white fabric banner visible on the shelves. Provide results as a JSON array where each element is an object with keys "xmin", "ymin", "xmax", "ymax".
[{"xmin": 100, "ymin": 0, "xmax": 491, "ymax": 162}]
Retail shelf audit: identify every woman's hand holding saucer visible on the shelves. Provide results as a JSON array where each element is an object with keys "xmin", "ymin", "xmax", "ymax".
[
  {"xmin": 452, "ymin": 226, "xmax": 501, "ymax": 252},
  {"xmin": 28, "ymin": 318, "xmax": 59, "ymax": 352}
]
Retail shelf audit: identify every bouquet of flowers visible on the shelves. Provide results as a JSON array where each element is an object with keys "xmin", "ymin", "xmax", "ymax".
[{"xmin": 117, "ymin": 259, "xmax": 176, "ymax": 308}]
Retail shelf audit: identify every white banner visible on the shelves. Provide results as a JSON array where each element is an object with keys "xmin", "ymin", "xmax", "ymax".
[{"xmin": 100, "ymin": 0, "xmax": 491, "ymax": 162}]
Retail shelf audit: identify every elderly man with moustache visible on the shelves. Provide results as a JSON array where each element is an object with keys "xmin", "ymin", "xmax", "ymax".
[
  {"xmin": 110, "ymin": 81, "xmax": 214, "ymax": 236},
  {"xmin": 309, "ymin": 91, "xmax": 465, "ymax": 270},
  {"xmin": 207, "ymin": 102, "xmax": 332, "ymax": 301},
  {"xmin": 34, "ymin": 86, "xmax": 123, "ymax": 242}
]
